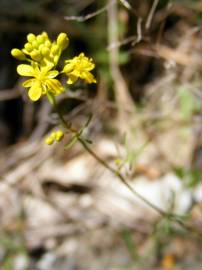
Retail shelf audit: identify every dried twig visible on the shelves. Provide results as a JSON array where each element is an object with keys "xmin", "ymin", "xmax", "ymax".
[
  {"xmin": 64, "ymin": 2, "xmax": 112, "ymax": 22},
  {"xmin": 107, "ymin": 0, "xmax": 134, "ymax": 129},
  {"xmin": 0, "ymin": 88, "xmax": 21, "ymax": 101},
  {"xmin": 145, "ymin": 0, "xmax": 160, "ymax": 29}
]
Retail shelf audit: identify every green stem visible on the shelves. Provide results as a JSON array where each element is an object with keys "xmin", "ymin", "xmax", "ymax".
[
  {"xmin": 50, "ymin": 96, "xmax": 202, "ymax": 238},
  {"xmin": 52, "ymin": 97, "xmax": 165, "ymax": 216}
]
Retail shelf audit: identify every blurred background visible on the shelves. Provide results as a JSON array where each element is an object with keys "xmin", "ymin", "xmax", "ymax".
[{"xmin": 1, "ymin": 0, "xmax": 202, "ymax": 269}]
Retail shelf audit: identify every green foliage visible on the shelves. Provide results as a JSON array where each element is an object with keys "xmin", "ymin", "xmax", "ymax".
[
  {"xmin": 178, "ymin": 87, "xmax": 201, "ymax": 120},
  {"xmin": 0, "ymin": 234, "xmax": 28, "ymax": 270},
  {"xmin": 174, "ymin": 167, "xmax": 202, "ymax": 188},
  {"xmin": 121, "ymin": 228, "xmax": 139, "ymax": 262}
]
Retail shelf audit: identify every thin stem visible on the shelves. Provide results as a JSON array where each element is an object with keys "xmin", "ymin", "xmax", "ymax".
[
  {"xmin": 79, "ymin": 138, "xmax": 165, "ymax": 215},
  {"xmin": 52, "ymin": 99, "xmax": 165, "ymax": 216},
  {"xmin": 51, "ymin": 98, "xmax": 202, "ymax": 238}
]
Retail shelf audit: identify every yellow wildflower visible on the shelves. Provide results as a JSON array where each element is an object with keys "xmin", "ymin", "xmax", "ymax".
[
  {"xmin": 11, "ymin": 32, "xmax": 97, "ymax": 102},
  {"xmin": 17, "ymin": 63, "xmax": 64, "ymax": 101},
  {"xmin": 45, "ymin": 130, "xmax": 64, "ymax": 145},
  {"xmin": 62, "ymin": 53, "xmax": 96, "ymax": 84}
]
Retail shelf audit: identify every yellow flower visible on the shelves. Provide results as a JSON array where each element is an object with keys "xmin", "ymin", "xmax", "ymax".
[
  {"xmin": 62, "ymin": 53, "xmax": 96, "ymax": 84},
  {"xmin": 17, "ymin": 63, "xmax": 64, "ymax": 101}
]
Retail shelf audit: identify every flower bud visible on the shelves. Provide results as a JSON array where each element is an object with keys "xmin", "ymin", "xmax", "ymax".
[
  {"xmin": 50, "ymin": 132, "xmax": 56, "ymax": 140},
  {"xmin": 51, "ymin": 44, "xmax": 60, "ymax": 55},
  {"xmin": 41, "ymin": 47, "xmax": 50, "ymax": 56},
  {"xmin": 42, "ymin": 32, "xmax": 48, "ymax": 39},
  {"xmin": 54, "ymin": 55, "xmax": 59, "ymax": 65},
  {"xmin": 45, "ymin": 40, "xmax": 51, "ymax": 48},
  {"xmin": 30, "ymin": 50, "xmax": 42, "ymax": 61},
  {"xmin": 45, "ymin": 136, "xmax": 54, "ymax": 145},
  {"xmin": 24, "ymin": 42, "xmax": 33, "ymax": 52},
  {"xmin": 57, "ymin": 33, "xmax": 69, "ymax": 50},
  {"xmin": 55, "ymin": 130, "xmax": 64, "ymax": 141},
  {"xmin": 36, "ymin": 34, "xmax": 45, "ymax": 44},
  {"xmin": 38, "ymin": 44, "xmax": 44, "ymax": 51},
  {"xmin": 27, "ymin": 33, "xmax": 36, "ymax": 43},
  {"xmin": 32, "ymin": 40, "xmax": 38, "ymax": 49},
  {"xmin": 11, "ymin": 49, "xmax": 26, "ymax": 60}
]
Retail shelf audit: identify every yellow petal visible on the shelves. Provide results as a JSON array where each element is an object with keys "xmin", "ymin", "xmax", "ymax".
[
  {"xmin": 17, "ymin": 64, "xmax": 35, "ymax": 76},
  {"xmin": 22, "ymin": 79, "xmax": 35, "ymax": 88},
  {"xmin": 78, "ymin": 53, "xmax": 85, "ymax": 58},
  {"xmin": 67, "ymin": 74, "xmax": 78, "ymax": 84},
  {"xmin": 62, "ymin": 63, "xmax": 74, "ymax": 73},
  {"xmin": 46, "ymin": 79, "xmax": 64, "ymax": 95},
  {"xmin": 47, "ymin": 70, "xmax": 59, "ymax": 78},
  {"xmin": 81, "ymin": 72, "xmax": 96, "ymax": 83},
  {"xmin": 28, "ymin": 82, "xmax": 42, "ymax": 101}
]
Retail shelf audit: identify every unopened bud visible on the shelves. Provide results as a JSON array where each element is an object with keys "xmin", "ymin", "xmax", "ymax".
[
  {"xmin": 45, "ymin": 136, "xmax": 54, "ymax": 145},
  {"xmin": 24, "ymin": 43, "xmax": 33, "ymax": 52},
  {"xmin": 55, "ymin": 130, "xmax": 64, "ymax": 141},
  {"xmin": 45, "ymin": 40, "xmax": 51, "ymax": 48},
  {"xmin": 27, "ymin": 33, "xmax": 36, "ymax": 43},
  {"xmin": 36, "ymin": 34, "xmax": 45, "ymax": 44},
  {"xmin": 57, "ymin": 33, "xmax": 69, "ymax": 50},
  {"xmin": 11, "ymin": 49, "xmax": 26, "ymax": 60},
  {"xmin": 41, "ymin": 47, "xmax": 50, "ymax": 56},
  {"xmin": 32, "ymin": 40, "xmax": 38, "ymax": 49},
  {"xmin": 50, "ymin": 132, "xmax": 56, "ymax": 140},
  {"xmin": 42, "ymin": 32, "xmax": 48, "ymax": 39},
  {"xmin": 51, "ymin": 44, "xmax": 60, "ymax": 55},
  {"xmin": 54, "ymin": 55, "xmax": 59, "ymax": 65},
  {"xmin": 30, "ymin": 50, "xmax": 42, "ymax": 61}
]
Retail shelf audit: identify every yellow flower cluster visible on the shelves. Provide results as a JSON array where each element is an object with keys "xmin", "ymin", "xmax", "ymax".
[
  {"xmin": 11, "ymin": 32, "xmax": 96, "ymax": 102},
  {"xmin": 45, "ymin": 130, "xmax": 64, "ymax": 145},
  {"xmin": 12, "ymin": 32, "xmax": 68, "ymax": 68}
]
